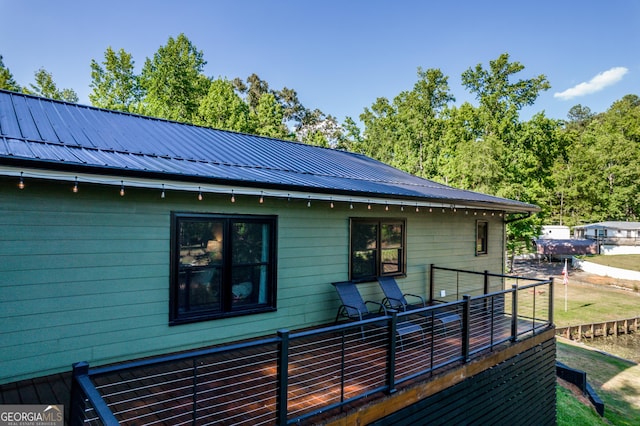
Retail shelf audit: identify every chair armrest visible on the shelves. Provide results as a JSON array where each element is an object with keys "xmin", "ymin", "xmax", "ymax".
[
  {"xmin": 365, "ymin": 300, "xmax": 387, "ymax": 315},
  {"xmin": 382, "ymin": 296, "xmax": 406, "ymax": 310},
  {"xmin": 404, "ymin": 293, "xmax": 425, "ymax": 307}
]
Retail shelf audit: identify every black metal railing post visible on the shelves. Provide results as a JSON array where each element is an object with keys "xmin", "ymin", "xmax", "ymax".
[
  {"xmin": 69, "ymin": 361, "xmax": 89, "ymax": 426},
  {"xmin": 70, "ymin": 362, "xmax": 119, "ymax": 426},
  {"xmin": 483, "ymin": 270, "xmax": 489, "ymax": 295},
  {"xmin": 462, "ymin": 295, "xmax": 471, "ymax": 362},
  {"xmin": 511, "ymin": 284, "xmax": 518, "ymax": 341},
  {"xmin": 549, "ymin": 277, "xmax": 554, "ymax": 326},
  {"xmin": 386, "ymin": 311, "xmax": 398, "ymax": 394},
  {"xmin": 276, "ymin": 330, "xmax": 290, "ymax": 425},
  {"xmin": 429, "ymin": 264, "xmax": 435, "ymax": 302}
]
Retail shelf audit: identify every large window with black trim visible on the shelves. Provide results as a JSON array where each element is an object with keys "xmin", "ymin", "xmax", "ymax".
[
  {"xmin": 170, "ymin": 213, "xmax": 277, "ymax": 324},
  {"xmin": 476, "ymin": 220, "xmax": 488, "ymax": 255},
  {"xmin": 350, "ymin": 218, "xmax": 406, "ymax": 281}
]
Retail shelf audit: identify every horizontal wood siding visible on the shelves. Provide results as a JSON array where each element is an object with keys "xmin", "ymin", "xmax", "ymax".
[
  {"xmin": 369, "ymin": 336, "xmax": 557, "ymax": 426},
  {"xmin": 0, "ymin": 177, "xmax": 507, "ymax": 383}
]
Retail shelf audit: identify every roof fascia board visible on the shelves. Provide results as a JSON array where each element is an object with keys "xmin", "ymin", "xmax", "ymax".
[{"xmin": 0, "ymin": 165, "xmax": 530, "ymax": 213}]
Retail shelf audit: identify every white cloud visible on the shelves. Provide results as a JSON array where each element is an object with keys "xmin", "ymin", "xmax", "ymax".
[{"xmin": 554, "ymin": 67, "xmax": 629, "ymax": 100}]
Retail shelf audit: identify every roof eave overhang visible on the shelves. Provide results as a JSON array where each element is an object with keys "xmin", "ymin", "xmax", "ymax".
[{"xmin": 0, "ymin": 158, "xmax": 540, "ymax": 214}]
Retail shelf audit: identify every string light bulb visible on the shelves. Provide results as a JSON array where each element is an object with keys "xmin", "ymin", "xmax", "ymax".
[
  {"xmin": 259, "ymin": 191, "xmax": 264, "ymax": 204},
  {"xmin": 18, "ymin": 172, "xmax": 25, "ymax": 190},
  {"xmin": 350, "ymin": 200, "xmax": 354, "ymax": 210},
  {"xmin": 73, "ymin": 177, "xmax": 79, "ymax": 193},
  {"xmin": 400, "ymin": 204, "xmax": 404, "ymax": 212},
  {"xmin": 385, "ymin": 203, "xmax": 389, "ymax": 211},
  {"xmin": 119, "ymin": 181, "xmax": 125, "ymax": 196},
  {"xmin": 307, "ymin": 197, "xmax": 311, "ymax": 208},
  {"xmin": 161, "ymin": 184, "xmax": 165, "ymax": 199},
  {"xmin": 367, "ymin": 202, "xmax": 372, "ymax": 210},
  {"xmin": 415, "ymin": 204, "xmax": 419, "ymax": 213},
  {"xmin": 330, "ymin": 198, "xmax": 334, "ymax": 209},
  {"xmin": 198, "ymin": 187, "xmax": 203, "ymax": 201}
]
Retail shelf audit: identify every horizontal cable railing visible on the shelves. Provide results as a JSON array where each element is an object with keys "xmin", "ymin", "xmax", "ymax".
[{"xmin": 70, "ymin": 267, "xmax": 554, "ymax": 425}]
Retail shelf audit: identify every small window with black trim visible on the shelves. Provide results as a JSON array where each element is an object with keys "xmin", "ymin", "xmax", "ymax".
[
  {"xmin": 476, "ymin": 220, "xmax": 488, "ymax": 255},
  {"xmin": 170, "ymin": 213, "xmax": 277, "ymax": 324},
  {"xmin": 350, "ymin": 218, "xmax": 406, "ymax": 281}
]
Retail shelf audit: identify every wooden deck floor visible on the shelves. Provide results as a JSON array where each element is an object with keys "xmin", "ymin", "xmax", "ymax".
[
  {"xmin": 0, "ymin": 372, "xmax": 72, "ymax": 424},
  {"xmin": 0, "ymin": 312, "xmax": 536, "ymax": 425}
]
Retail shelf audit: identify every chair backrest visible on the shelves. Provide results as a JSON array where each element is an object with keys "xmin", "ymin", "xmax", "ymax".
[
  {"xmin": 377, "ymin": 276, "xmax": 407, "ymax": 308},
  {"xmin": 332, "ymin": 281, "xmax": 369, "ymax": 317}
]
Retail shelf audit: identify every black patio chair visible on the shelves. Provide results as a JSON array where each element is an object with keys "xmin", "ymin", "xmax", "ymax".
[
  {"xmin": 377, "ymin": 276, "xmax": 426, "ymax": 312},
  {"xmin": 332, "ymin": 281, "xmax": 423, "ymax": 348},
  {"xmin": 332, "ymin": 281, "xmax": 387, "ymax": 324},
  {"xmin": 377, "ymin": 276, "xmax": 460, "ymax": 336}
]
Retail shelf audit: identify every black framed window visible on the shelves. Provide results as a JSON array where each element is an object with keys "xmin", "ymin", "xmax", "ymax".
[
  {"xmin": 170, "ymin": 213, "xmax": 277, "ymax": 324},
  {"xmin": 476, "ymin": 220, "xmax": 488, "ymax": 255},
  {"xmin": 350, "ymin": 218, "xmax": 406, "ymax": 281}
]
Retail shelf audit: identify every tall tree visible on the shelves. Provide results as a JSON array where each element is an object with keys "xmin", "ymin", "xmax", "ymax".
[
  {"xmin": 195, "ymin": 78, "xmax": 253, "ymax": 133},
  {"xmin": 234, "ymin": 73, "xmax": 270, "ymax": 113},
  {"xmin": 453, "ymin": 54, "xmax": 552, "ymax": 264},
  {"xmin": 253, "ymin": 92, "xmax": 288, "ymax": 139},
  {"xmin": 359, "ymin": 68, "xmax": 454, "ymax": 178},
  {"xmin": 296, "ymin": 108, "xmax": 342, "ymax": 147},
  {"xmin": 89, "ymin": 47, "xmax": 141, "ymax": 112},
  {"xmin": 29, "ymin": 68, "xmax": 78, "ymax": 102},
  {"xmin": 394, "ymin": 68, "xmax": 454, "ymax": 177},
  {"xmin": 336, "ymin": 116, "xmax": 363, "ymax": 151},
  {"xmin": 461, "ymin": 53, "xmax": 550, "ymax": 138},
  {"xmin": 140, "ymin": 34, "xmax": 209, "ymax": 122},
  {"xmin": 0, "ymin": 54, "xmax": 21, "ymax": 91}
]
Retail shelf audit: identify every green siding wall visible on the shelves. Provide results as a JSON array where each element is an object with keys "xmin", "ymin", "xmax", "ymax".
[{"xmin": 0, "ymin": 177, "xmax": 506, "ymax": 383}]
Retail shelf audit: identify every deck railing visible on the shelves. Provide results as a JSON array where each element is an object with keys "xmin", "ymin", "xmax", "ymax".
[{"xmin": 70, "ymin": 268, "xmax": 554, "ymax": 425}]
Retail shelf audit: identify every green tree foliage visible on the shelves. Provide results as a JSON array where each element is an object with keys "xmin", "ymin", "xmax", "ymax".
[
  {"xmin": 139, "ymin": 34, "xmax": 210, "ymax": 122},
  {"xmin": 555, "ymin": 96, "xmax": 640, "ymax": 225},
  {"xmin": 336, "ymin": 116, "xmax": 363, "ymax": 151},
  {"xmin": 29, "ymin": 68, "xmax": 79, "ymax": 102},
  {"xmin": 0, "ymin": 54, "xmax": 21, "ymax": 91},
  {"xmin": 358, "ymin": 54, "xmax": 556, "ymax": 266},
  {"xmin": 195, "ymin": 78, "xmax": 253, "ymax": 133},
  {"xmin": 360, "ymin": 68, "xmax": 454, "ymax": 178},
  {"xmin": 253, "ymin": 93, "xmax": 288, "ymax": 139},
  {"xmin": 89, "ymin": 47, "xmax": 141, "ymax": 112},
  {"xmin": 296, "ymin": 108, "xmax": 342, "ymax": 147}
]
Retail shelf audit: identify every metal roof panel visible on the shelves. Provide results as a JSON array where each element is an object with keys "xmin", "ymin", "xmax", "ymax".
[{"xmin": 0, "ymin": 90, "xmax": 539, "ymax": 212}]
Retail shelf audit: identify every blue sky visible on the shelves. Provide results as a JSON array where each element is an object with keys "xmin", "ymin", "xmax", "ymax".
[{"xmin": 1, "ymin": 0, "xmax": 638, "ymax": 124}]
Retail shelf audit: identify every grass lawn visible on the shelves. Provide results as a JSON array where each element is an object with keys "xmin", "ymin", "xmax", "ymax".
[
  {"xmin": 553, "ymin": 280, "xmax": 640, "ymax": 327},
  {"xmin": 548, "ymin": 258, "xmax": 640, "ymax": 425},
  {"xmin": 557, "ymin": 384, "xmax": 608, "ymax": 426},
  {"xmin": 579, "ymin": 254, "xmax": 640, "ymax": 272},
  {"xmin": 557, "ymin": 339, "xmax": 640, "ymax": 425}
]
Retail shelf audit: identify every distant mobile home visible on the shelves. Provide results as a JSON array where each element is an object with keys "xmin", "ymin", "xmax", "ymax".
[{"xmin": 539, "ymin": 225, "xmax": 570, "ymax": 240}]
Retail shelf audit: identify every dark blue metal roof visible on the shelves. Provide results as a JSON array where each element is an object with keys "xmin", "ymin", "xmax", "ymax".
[{"xmin": 0, "ymin": 90, "xmax": 538, "ymax": 212}]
